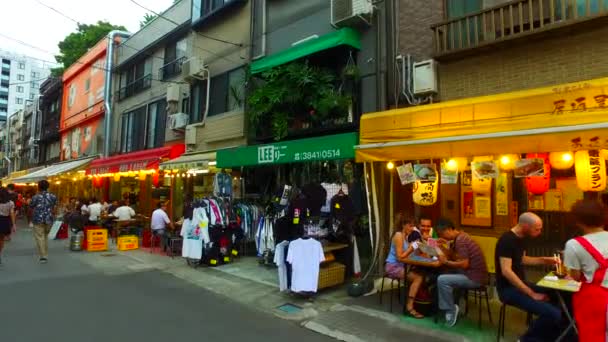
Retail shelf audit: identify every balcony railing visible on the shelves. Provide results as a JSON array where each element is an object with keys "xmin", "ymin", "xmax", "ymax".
[
  {"xmin": 432, "ymin": 0, "xmax": 608, "ymax": 56},
  {"xmin": 159, "ymin": 57, "xmax": 186, "ymax": 80},
  {"xmin": 117, "ymin": 74, "xmax": 152, "ymax": 101}
]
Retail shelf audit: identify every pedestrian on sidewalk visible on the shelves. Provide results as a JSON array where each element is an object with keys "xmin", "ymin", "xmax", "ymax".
[
  {"xmin": 0, "ymin": 188, "xmax": 17, "ymax": 265},
  {"xmin": 29, "ymin": 180, "xmax": 57, "ymax": 264}
]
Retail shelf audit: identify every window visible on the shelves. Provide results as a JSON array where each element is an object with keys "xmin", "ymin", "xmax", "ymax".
[
  {"xmin": 146, "ymin": 100, "xmax": 167, "ymax": 149},
  {"xmin": 189, "ymin": 67, "xmax": 244, "ymax": 123},
  {"xmin": 29, "ymin": 94, "xmax": 35, "ymax": 100},
  {"xmin": 31, "ymin": 81, "xmax": 39, "ymax": 89},
  {"xmin": 227, "ymin": 67, "xmax": 245, "ymax": 111},
  {"xmin": 17, "ymin": 74, "xmax": 24, "ymax": 81},
  {"xmin": 120, "ymin": 106, "xmax": 147, "ymax": 153},
  {"xmin": 446, "ymin": 0, "xmax": 481, "ymax": 18},
  {"xmin": 85, "ymin": 78, "xmax": 91, "ymax": 93},
  {"xmin": 15, "ymin": 97, "xmax": 23, "ymax": 104},
  {"xmin": 118, "ymin": 58, "xmax": 152, "ymax": 100},
  {"xmin": 18, "ymin": 62, "xmax": 25, "ymax": 70},
  {"xmin": 31, "ymin": 71, "xmax": 38, "ymax": 78},
  {"xmin": 192, "ymin": 0, "xmax": 244, "ymax": 23},
  {"xmin": 17, "ymin": 86, "xmax": 23, "ymax": 93}
]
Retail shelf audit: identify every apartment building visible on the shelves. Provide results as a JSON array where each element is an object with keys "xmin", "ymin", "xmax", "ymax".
[
  {"xmin": 38, "ymin": 77, "xmax": 62, "ymax": 165},
  {"xmin": 0, "ymin": 49, "xmax": 52, "ymax": 119}
]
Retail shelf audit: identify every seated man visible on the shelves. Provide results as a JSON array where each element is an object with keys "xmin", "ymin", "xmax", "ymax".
[
  {"xmin": 112, "ymin": 201, "xmax": 135, "ymax": 221},
  {"xmin": 151, "ymin": 202, "xmax": 174, "ymax": 251},
  {"xmin": 495, "ymin": 212, "xmax": 562, "ymax": 342},
  {"xmin": 435, "ymin": 218, "xmax": 488, "ymax": 327}
]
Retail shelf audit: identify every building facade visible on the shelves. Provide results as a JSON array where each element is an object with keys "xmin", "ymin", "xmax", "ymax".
[
  {"xmin": 0, "ymin": 49, "xmax": 52, "ymax": 119},
  {"xmin": 38, "ymin": 77, "xmax": 62, "ymax": 166},
  {"xmin": 60, "ymin": 39, "xmax": 108, "ymax": 160}
]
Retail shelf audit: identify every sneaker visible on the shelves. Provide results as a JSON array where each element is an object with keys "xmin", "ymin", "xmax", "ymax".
[
  {"xmin": 39, "ymin": 258, "xmax": 48, "ymax": 264},
  {"xmin": 446, "ymin": 304, "xmax": 459, "ymax": 327}
]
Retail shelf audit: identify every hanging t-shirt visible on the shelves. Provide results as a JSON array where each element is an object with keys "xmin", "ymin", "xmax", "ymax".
[
  {"xmin": 274, "ymin": 240, "xmax": 290, "ymax": 292},
  {"xmin": 287, "ymin": 238, "xmax": 325, "ymax": 292},
  {"xmin": 193, "ymin": 207, "xmax": 211, "ymax": 244},
  {"xmin": 180, "ymin": 218, "xmax": 204, "ymax": 260},
  {"xmin": 321, "ymin": 183, "xmax": 349, "ymax": 213}
]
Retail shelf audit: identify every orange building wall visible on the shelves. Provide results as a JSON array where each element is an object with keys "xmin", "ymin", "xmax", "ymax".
[{"xmin": 60, "ymin": 39, "xmax": 108, "ymax": 160}]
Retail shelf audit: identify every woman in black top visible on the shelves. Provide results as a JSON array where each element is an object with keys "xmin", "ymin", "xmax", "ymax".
[{"xmin": 0, "ymin": 188, "xmax": 17, "ymax": 264}]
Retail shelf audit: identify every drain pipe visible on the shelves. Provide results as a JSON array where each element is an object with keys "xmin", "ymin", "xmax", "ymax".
[{"xmin": 103, "ymin": 30, "xmax": 131, "ymax": 157}]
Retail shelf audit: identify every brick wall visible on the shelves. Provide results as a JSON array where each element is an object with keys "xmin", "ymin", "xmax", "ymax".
[
  {"xmin": 439, "ymin": 25, "xmax": 608, "ymax": 100},
  {"xmin": 397, "ymin": 0, "xmax": 444, "ymax": 61}
]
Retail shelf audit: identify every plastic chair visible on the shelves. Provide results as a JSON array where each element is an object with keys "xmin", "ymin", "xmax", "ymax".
[{"xmin": 378, "ymin": 263, "xmax": 405, "ymax": 313}]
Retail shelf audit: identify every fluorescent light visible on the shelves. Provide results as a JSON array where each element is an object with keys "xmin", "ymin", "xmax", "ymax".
[{"xmin": 209, "ymin": 161, "xmax": 217, "ymax": 166}]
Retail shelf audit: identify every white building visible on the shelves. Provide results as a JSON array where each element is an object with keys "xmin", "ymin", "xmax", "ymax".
[{"xmin": 0, "ymin": 50, "xmax": 53, "ymax": 120}]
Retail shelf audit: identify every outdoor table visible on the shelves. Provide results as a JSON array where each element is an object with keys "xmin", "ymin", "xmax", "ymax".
[{"xmin": 536, "ymin": 272, "xmax": 581, "ymax": 341}]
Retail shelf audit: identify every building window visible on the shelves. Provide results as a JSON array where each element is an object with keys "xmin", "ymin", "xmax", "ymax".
[
  {"xmin": 31, "ymin": 71, "xmax": 38, "ymax": 78},
  {"xmin": 15, "ymin": 97, "xmax": 23, "ymax": 104},
  {"xmin": 17, "ymin": 74, "xmax": 24, "ymax": 81},
  {"xmin": 84, "ymin": 78, "xmax": 90, "ymax": 93},
  {"xmin": 17, "ymin": 86, "xmax": 23, "ymax": 93},
  {"xmin": 189, "ymin": 67, "xmax": 244, "ymax": 123},
  {"xmin": 18, "ymin": 62, "xmax": 25, "ymax": 70},
  {"xmin": 446, "ymin": 0, "xmax": 481, "ymax": 18},
  {"xmin": 118, "ymin": 58, "xmax": 152, "ymax": 100},
  {"xmin": 192, "ymin": 0, "xmax": 244, "ymax": 23},
  {"xmin": 120, "ymin": 106, "xmax": 147, "ymax": 153},
  {"xmin": 161, "ymin": 38, "xmax": 187, "ymax": 80},
  {"xmin": 146, "ymin": 99, "xmax": 167, "ymax": 149},
  {"xmin": 31, "ymin": 81, "xmax": 39, "ymax": 89},
  {"xmin": 30, "ymin": 94, "xmax": 35, "ymax": 100}
]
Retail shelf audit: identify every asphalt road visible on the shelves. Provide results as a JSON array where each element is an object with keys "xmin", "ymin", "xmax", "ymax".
[{"xmin": 0, "ymin": 226, "xmax": 333, "ymax": 342}]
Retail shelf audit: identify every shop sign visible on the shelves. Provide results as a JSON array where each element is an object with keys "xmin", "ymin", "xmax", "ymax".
[
  {"xmin": 119, "ymin": 161, "xmax": 150, "ymax": 172},
  {"xmin": 397, "ymin": 163, "xmax": 416, "ymax": 185},
  {"xmin": 217, "ymin": 133, "xmax": 358, "ymax": 168},
  {"xmin": 495, "ymin": 173, "xmax": 509, "ymax": 216}
]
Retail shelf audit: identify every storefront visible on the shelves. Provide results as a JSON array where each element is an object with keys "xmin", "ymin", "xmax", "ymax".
[
  {"xmin": 86, "ymin": 144, "xmax": 185, "ymax": 217},
  {"xmin": 213, "ymin": 132, "xmax": 365, "ymax": 290},
  {"xmin": 356, "ymin": 77, "xmax": 608, "ymax": 256}
]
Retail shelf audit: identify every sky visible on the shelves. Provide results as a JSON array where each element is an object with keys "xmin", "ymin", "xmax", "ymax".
[{"xmin": 0, "ymin": 0, "xmax": 175, "ymax": 66}]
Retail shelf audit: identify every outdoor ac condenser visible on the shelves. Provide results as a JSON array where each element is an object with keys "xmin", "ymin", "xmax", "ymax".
[{"xmin": 331, "ymin": 0, "xmax": 373, "ymax": 28}]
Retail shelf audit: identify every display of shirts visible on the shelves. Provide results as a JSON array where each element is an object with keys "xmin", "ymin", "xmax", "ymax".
[
  {"xmin": 151, "ymin": 208, "xmax": 170, "ymax": 231},
  {"xmin": 287, "ymin": 238, "xmax": 325, "ymax": 292},
  {"xmin": 88, "ymin": 202, "xmax": 103, "ymax": 221},
  {"xmin": 255, "ymin": 216, "xmax": 274, "ymax": 256},
  {"xmin": 193, "ymin": 207, "xmax": 211, "ymax": 244},
  {"xmin": 180, "ymin": 218, "xmax": 204, "ymax": 260},
  {"xmin": 320, "ymin": 183, "xmax": 349, "ymax": 213},
  {"xmin": 274, "ymin": 240, "xmax": 290, "ymax": 292},
  {"xmin": 214, "ymin": 172, "xmax": 233, "ymax": 197}
]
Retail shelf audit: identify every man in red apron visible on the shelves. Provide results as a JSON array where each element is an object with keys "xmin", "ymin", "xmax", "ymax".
[{"xmin": 564, "ymin": 200, "xmax": 608, "ymax": 342}]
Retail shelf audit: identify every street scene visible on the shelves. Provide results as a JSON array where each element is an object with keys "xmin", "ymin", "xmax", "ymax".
[{"xmin": 2, "ymin": 0, "xmax": 608, "ymax": 341}]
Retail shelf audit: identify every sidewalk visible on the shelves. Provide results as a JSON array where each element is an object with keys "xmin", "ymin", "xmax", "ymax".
[{"xmin": 70, "ymin": 237, "xmax": 529, "ymax": 342}]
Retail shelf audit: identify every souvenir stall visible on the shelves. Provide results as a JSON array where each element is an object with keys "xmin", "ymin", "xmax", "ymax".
[
  {"xmin": 356, "ymin": 77, "xmax": 608, "ymax": 265},
  {"xmin": 216, "ymin": 132, "xmax": 366, "ymax": 294}
]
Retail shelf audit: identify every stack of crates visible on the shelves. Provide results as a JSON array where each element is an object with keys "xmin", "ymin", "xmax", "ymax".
[
  {"xmin": 86, "ymin": 229, "xmax": 108, "ymax": 252},
  {"xmin": 117, "ymin": 235, "xmax": 139, "ymax": 251}
]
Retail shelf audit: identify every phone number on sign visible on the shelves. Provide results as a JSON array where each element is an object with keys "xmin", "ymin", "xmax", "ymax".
[{"xmin": 296, "ymin": 149, "xmax": 341, "ymax": 161}]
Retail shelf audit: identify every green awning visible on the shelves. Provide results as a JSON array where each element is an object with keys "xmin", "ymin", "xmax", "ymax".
[
  {"xmin": 250, "ymin": 28, "xmax": 361, "ymax": 74},
  {"xmin": 217, "ymin": 132, "xmax": 358, "ymax": 168}
]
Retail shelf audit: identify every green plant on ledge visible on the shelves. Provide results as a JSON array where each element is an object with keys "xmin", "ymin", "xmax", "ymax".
[{"xmin": 247, "ymin": 62, "xmax": 351, "ymax": 141}]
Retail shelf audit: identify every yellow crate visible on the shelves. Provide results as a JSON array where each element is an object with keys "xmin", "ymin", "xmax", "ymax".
[
  {"xmin": 318, "ymin": 262, "xmax": 345, "ymax": 289},
  {"xmin": 87, "ymin": 229, "xmax": 108, "ymax": 252},
  {"xmin": 117, "ymin": 235, "xmax": 139, "ymax": 251}
]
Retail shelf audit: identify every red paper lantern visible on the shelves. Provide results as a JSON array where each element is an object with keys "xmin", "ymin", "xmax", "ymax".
[
  {"xmin": 525, "ymin": 153, "xmax": 551, "ymax": 195},
  {"xmin": 92, "ymin": 176, "xmax": 103, "ymax": 188},
  {"xmin": 152, "ymin": 171, "xmax": 161, "ymax": 188}
]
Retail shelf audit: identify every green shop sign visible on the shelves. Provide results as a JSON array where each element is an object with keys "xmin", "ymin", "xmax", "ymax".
[{"xmin": 217, "ymin": 132, "xmax": 358, "ymax": 168}]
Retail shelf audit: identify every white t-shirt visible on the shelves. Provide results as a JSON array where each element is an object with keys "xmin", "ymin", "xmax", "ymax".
[
  {"xmin": 113, "ymin": 206, "xmax": 135, "ymax": 221},
  {"xmin": 564, "ymin": 231, "xmax": 608, "ymax": 287},
  {"xmin": 274, "ymin": 240, "xmax": 290, "ymax": 292},
  {"xmin": 181, "ymin": 215, "xmax": 206, "ymax": 260},
  {"xmin": 151, "ymin": 208, "xmax": 170, "ymax": 231},
  {"xmin": 88, "ymin": 202, "xmax": 103, "ymax": 221},
  {"xmin": 81, "ymin": 204, "xmax": 89, "ymax": 215},
  {"xmin": 287, "ymin": 238, "xmax": 325, "ymax": 292}
]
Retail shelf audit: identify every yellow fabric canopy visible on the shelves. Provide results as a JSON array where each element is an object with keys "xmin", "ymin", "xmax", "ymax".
[{"xmin": 357, "ymin": 77, "xmax": 608, "ymax": 162}]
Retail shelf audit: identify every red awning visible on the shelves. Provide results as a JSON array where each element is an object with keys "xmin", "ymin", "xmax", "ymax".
[{"xmin": 87, "ymin": 144, "xmax": 185, "ymax": 175}]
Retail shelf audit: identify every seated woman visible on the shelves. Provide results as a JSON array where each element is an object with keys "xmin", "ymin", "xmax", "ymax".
[
  {"xmin": 385, "ymin": 214, "xmax": 431, "ymax": 318},
  {"xmin": 564, "ymin": 200, "xmax": 608, "ymax": 341}
]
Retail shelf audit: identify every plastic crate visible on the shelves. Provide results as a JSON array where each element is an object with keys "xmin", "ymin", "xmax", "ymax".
[
  {"xmin": 86, "ymin": 229, "xmax": 108, "ymax": 252},
  {"xmin": 318, "ymin": 262, "xmax": 346, "ymax": 289},
  {"xmin": 117, "ymin": 235, "xmax": 139, "ymax": 251}
]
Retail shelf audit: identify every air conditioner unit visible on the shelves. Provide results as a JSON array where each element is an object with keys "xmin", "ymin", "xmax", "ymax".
[
  {"xmin": 166, "ymin": 84, "xmax": 181, "ymax": 103},
  {"xmin": 182, "ymin": 56, "xmax": 207, "ymax": 82},
  {"xmin": 331, "ymin": 0, "xmax": 373, "ymax": 28},
  {"xmin": 169, "ymin": 112, "xmax": 189, "ymax": 130},
  {"xmin": 413, "ymin": 59, "xmax": 438, "ymax": 95}
]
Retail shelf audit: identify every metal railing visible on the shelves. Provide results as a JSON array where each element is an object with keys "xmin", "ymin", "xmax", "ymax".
[
  {"xmin": 432, "ymin": 0, "xmax": 608, "ymax": 55},
  {"xmin": 159, "ymin": 56, "xmax": 186, "ymax": 80},
  {"xmin": 117, "ymin": 74, "xmax": 152, "ymax": 101}
]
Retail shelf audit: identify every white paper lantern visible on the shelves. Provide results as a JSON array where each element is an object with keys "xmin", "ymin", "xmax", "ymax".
[{"xmin": 575, "ymin": 150, "xmax": 607, "ymax": 192}]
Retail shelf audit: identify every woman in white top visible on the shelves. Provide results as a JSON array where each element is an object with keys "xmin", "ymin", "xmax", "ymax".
[
  {"xmin": 564, "ymin": 200, "xmax": 608, "ymax": 342},
  {"xmin": 0, "ymin": 188, "xmax": 17, "ymax": 264}
]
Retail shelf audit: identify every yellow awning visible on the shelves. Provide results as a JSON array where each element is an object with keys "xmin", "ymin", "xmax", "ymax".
[{"xmin": 357, "ymin": 77, "xmax": 608, "ymax": 162}]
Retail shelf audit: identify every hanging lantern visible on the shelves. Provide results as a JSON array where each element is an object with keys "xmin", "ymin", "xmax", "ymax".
[
  {"xmin": 575, "ymin": 150, "xmax": 607, "ymax": 192},
  {"xmin": 549, "ymin": 152, "xmax": 574, "ymax": 170},
  {"xmin": 113, "ymin": 173, "xmax": 121, "ymax": 182},
  {"xmin": 139, "ymin": 171, "xmax": 147, "ymax": 181},
  {"xmin": 525, "ymin": 153, "xmax": 550, "ymax": 195},
  {"xmin": 499, "ymin": 154, "xmax": 519, "ymax": 171},
  {"xmin": 601, "ymin": 149, "xmax": 608, "ymax": 160},
  {"xmin": 152, "ymin": 171, "xmax": 161, "ymax": 188},
  {"xmin": 413, "ymin": 167, "xmax": 438, "ymax": 206}
]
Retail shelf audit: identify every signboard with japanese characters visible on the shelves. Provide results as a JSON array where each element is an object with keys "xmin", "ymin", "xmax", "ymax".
[{"xmin": 461, "ymin": 171, "xmax": 492, "ymax": 228}]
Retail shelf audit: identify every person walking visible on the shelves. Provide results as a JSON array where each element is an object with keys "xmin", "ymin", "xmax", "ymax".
[
  {"xmin": 564, "ymin": 200, "xmax": 608, "ymax": 342},
  {"xmin": 0, "ymin": 188, "xmax": 17, "ymax": 265},
  {"xmin": 29, "ymin": 180, "xmax": 57, "ymax": 263}
]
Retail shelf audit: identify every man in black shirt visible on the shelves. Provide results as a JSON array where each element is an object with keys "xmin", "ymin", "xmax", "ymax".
[{"xmin": 495, "ymin": 212, "xmax": 562, "ymax": 342}]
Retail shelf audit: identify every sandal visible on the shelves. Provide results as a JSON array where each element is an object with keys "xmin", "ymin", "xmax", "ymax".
[{"xmin": 406, "ymin": 307, "xmax": 424, "ymax": 319}]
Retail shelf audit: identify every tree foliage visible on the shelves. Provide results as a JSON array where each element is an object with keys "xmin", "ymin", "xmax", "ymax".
[
  {"xmin": 52, "ymin": 21, "xmax": 126, "ymax": 76},
  {"xmin": 140, "ymin": 13, "xmax": 157, "ymax": 28}
]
